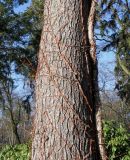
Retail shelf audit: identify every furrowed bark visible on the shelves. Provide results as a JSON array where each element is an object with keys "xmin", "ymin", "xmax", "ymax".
[{"xmin": 32, "ymin": 0, "xmax": 103, "ymax": 159}]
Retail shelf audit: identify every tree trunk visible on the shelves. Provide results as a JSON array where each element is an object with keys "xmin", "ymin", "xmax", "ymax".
[
  {"xmin": 10, "ymin": 112, "xmax": 21, "ymax": 144},
  {"xmin": 7, "ymin": 94, "xmax": 21, "ymax": 144},
  {"xmin": 32, "ymin": 0, "xmax": 103, "ymax": 159}
]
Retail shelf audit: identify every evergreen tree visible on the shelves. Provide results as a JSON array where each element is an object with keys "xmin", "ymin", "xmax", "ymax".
[
  {"xmin": 14, "ymin": 0, "xmax": 44, "ymax": 79},
  {"xmin": 0, "ymin": 0, "xmax": 43, "ymax": 81},
  {"xmin": 0, "ymin": 0, "xmax": 39, "ymax": 144}
]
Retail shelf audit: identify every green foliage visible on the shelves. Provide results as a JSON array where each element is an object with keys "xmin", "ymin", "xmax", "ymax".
[
  {"xmin": 0, "ymin": 1, "xmax": 41, "ymax": 143},
  {"xmin": 14, "ymin": 0, "xmax": 43, "ymax": 79},
  {"xmin": 103, "ymin": 121, "xmax": 130, "ymax": 160},
  {"xmin": 0, "ymin": 0, "xmax": 43, "ymax": 81},
  {"xmin": 0, "ymin": 144, "xmax": 30, "ymax": 160}
]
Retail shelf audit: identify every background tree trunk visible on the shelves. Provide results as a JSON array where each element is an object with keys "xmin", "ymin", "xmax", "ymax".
[{"xmin": 32, "ymin": 0, "xmax": 101, "ymax": 159}]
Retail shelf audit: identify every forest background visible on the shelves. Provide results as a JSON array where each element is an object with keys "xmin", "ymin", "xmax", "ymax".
[{"xmin": 0, "ymin": 0, "xmax": 130, "ymax": 159}]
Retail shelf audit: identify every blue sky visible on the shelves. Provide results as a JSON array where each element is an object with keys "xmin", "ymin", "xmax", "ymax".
[
  {"xmin": 14, "ymin": 0, "xmax": 31, "ymax": 13},
  {"xmin": 98, "ymin": 51, "xmax": 116, "ymax": 91}
]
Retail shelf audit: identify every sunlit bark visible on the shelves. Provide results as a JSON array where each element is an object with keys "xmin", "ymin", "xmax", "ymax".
[{"xmin": 32, "ymin": 0, "xmax": 106, "ymax": 159}]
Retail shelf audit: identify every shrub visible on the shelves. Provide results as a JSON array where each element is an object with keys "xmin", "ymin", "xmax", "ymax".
[
  {"xmin": 103, "ymin": 120, "xmax": 130, "ymax": 160},
  {"xmin": 0, "ymin": 144, "xmax": 30, "ymax": 160}
]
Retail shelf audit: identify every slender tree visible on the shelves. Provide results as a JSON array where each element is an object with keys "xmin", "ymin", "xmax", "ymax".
[{"xmin": 32, "ymin": 0, "xmax": 107, "ymax": 159}]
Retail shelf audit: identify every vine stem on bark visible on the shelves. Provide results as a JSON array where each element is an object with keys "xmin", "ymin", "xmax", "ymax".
[{"xmin": 32, "ymin": 0, "xmax": 108, "ymax": 159}]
